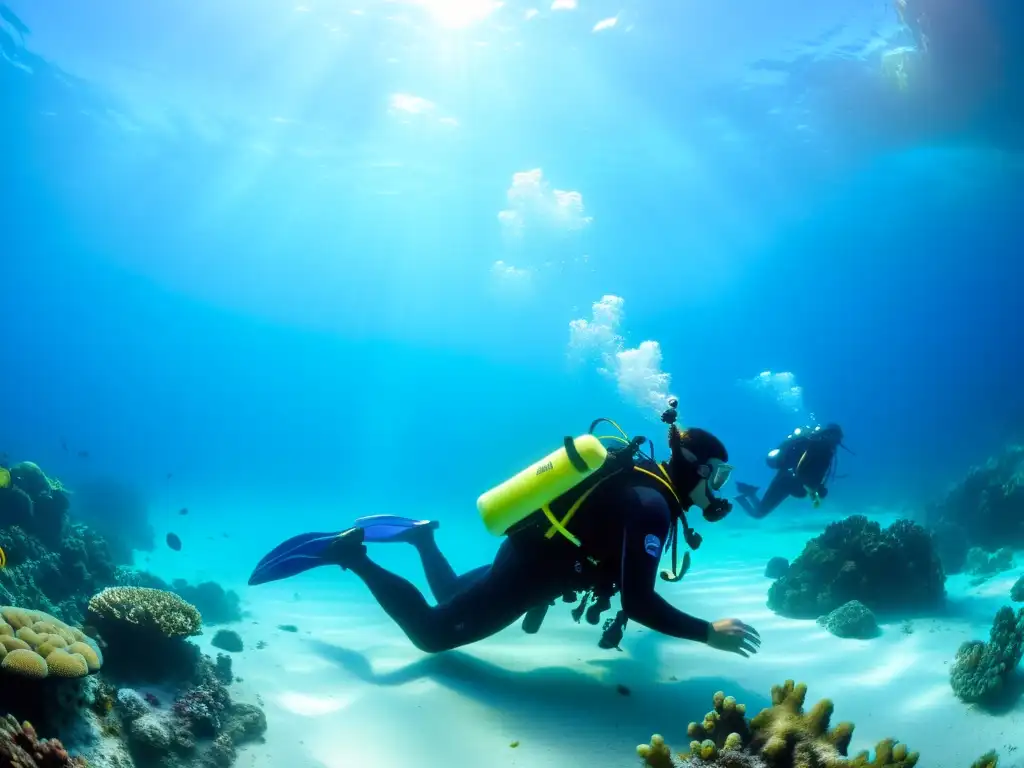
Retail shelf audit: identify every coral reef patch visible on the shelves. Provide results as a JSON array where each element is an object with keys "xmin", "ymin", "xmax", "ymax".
[
  {"xmin": 764, "ymin": 558, "xmax": 789, "ymax": 580},
  {"xmin": 767, "ymin": 516, "xmax": 945, "ymax": 619},
  {"xmin": 949, "ymin": 605, "xmax": 1024, "ymax": 704},
  {"xmin": 964, "ymin": 547, "xmax": 1015, "ymax": 585},
  {"xmin": 637, "ymin": 680, "xmax": 996, "ymax": 767},
  {"xmin": 0, "ymin": 462, "xmax": 117, "ymax": 626},
  {"xmin": 924, "ymin": 444, "xmax": 1024, "ymax": 571},
  {"xmin": 87, "ymin": 587, "xmax": 202, "ymax": 683},
  {"xmin": 114, "ymin": 570, "xmax": 243, "ymax": 626},
  {"xmin": 816, "ymin": 600, "xmax": 880, "ymax": 640}
]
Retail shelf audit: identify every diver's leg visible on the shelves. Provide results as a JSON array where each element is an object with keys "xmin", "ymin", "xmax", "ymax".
[
  {"xmin": 341, "ymin": 538, "xmax": 559, "ymax": 653},
  {"xmin": 409, "ymin": 532, "xmax": 490, "ymax": 603},
  {"xmin": 754, "ymin": 470, "xmax": 798, "ymax": 517},
  {"xmin": 734, "ymin": 493, "xmax": 759, "ymax": 517},
  {"xmin": 354, "ymin": 514, "xmax": 482, "ymax": 603}
]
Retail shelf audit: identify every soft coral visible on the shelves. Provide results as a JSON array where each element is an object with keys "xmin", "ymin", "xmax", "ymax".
[{"xmin": 0, "ymin": 715, "xmax": 87, "ymax": 768}]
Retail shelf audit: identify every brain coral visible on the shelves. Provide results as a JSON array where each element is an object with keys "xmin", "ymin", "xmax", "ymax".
[
  {"xmin": 88, "ymin": 586, "xmax": 202, "ymax": 638},
  {"xmin": 0, "ymin": 606, "xmax": 103, "ymax": 679}
]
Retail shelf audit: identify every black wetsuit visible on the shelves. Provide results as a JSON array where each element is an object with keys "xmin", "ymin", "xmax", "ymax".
[
  {"xmin": 344, "ymin": 475, "xmax": 710, "ymax": 653},
  {"xmin": 735, "ymin": 430, "xmax": 837, "ymax": 519}
]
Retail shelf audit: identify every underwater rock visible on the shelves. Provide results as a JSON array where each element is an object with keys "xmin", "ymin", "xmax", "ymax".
[
  {"xmin": 214, "ymin": 654, "xmax": 233, "ymax": 686},
  {"xmin": 128, "ymin": 712, "xmax": 171, "ymax": 754},
  {"xmin": 70, "ymin": 478, "xmax": 156, "ymax": 565},
  {"xmin": 211, "ymin": 630, "xmax": 243, "ymax": 654},
  {"xmin": 950, "ymin": 605, "xmax": 1024, "ymax": 704},
  {"xmin": 0, "ymin": 487, "xmax": 34, "ymax": 530},
  {"xmin": 1012, "ymin": 574, "xmax": 1024, "ymax": 603},
  {"xmin": 114, "ymin": 571, "xmax": 244, "ymax": 626},
  {"xmin": 929, "ymin": 520, "xmax": 971, "ymax": 575},
  {"xmin": 764, "ymin": 557, "xmax": 789, "ymax": 580},
  {"xmin": 171, "ymin": 580, "xmax": 242, "ymax": 626},
  {"xmin": 816, "ymin": 600, "xmax": 880, "ymax": 640},
  {"xmin": 924, "ymin": 443, "xmax": 1024, "ymax": 553},
  {"xmin": 115, "ymin": 688, "xmax": 149, "ymax": 722},
  {"xmin": 767, "ymin": 515, "xmax": 945, "ymax": 619},
  {"xmin": 965, "ymin": 547, "xmax": 1015, "ymax": 583}
]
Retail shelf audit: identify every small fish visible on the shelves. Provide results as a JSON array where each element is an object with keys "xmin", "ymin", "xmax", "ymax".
[
  {"xmin": 0, "ymin": 545, "xmax": 6, "ymax": 568},
  {"xmin": 178, "ymin": 507, "xmax": 188, "ymax": 516},
  {"xmin": 166, "ymin": 533, "xmax": 182, "ymax": 551},
  {"xmin": 77, "ymin": 450, "xmax": 89, "ymax": 459},
  {"xmin": 166, "ymin": 472, "xmax": 173, "ymax": 480},
  {"xmin": 0, "ymin": 467, "xmax": 9, "ymax": 490},
  {"xmin": 61, "ymin": 438, "xmax": 68, "ymax": 452},
  {"xmin": 615, "ymin": 683, "xmax": 631, "ymax": 697}
]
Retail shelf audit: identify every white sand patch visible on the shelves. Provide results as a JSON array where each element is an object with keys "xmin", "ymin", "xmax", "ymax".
[{"xmin": 209, "ymin": 519, "xmax": 1021, "ymax": 767}]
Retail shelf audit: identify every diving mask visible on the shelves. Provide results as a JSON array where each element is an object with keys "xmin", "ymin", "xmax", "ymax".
[
  {"xmin": 698, "ymin": 459, "xmax": 733, "ymax": 493},
  {"xmin": 701, "ymin": 460, "xmax": 734, "ymax": 521},
  {"xmin": 675, "ymin": 450, "xmax": 734, "ymax": 522}
]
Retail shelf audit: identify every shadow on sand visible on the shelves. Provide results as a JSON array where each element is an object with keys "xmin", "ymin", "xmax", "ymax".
[{"xmin": 307, "ymin": 630, "xmax": 771, "ymax": 745}]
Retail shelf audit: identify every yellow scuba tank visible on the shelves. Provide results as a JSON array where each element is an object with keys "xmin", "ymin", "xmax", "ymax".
[{"xmin": 477, "ymin": 434, "xmax": 608, "ymax": 539}]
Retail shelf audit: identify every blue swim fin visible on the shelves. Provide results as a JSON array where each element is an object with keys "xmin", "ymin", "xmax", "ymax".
[
  {"xmin": 354, "ymin": 515, "xmax": 438, "ymax": 543},
  {"xmin": 248, "ymin": 530, "xmax": 353, "ymax": 586},
  {"xmin": 247, "ymin": 517, "xmax": 439, "ymax": 586}
]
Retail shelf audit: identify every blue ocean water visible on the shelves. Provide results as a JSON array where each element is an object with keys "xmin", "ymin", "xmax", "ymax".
[{"xmin": 2, "ymin": 0, "xmax": 1023, "ymax": 765}]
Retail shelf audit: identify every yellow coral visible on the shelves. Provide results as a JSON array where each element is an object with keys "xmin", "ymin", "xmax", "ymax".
[
  {"xmin": 844, "ymin": 738, "xmax": 919, "ymax": 767},
  {"xmin": 2, "ymin": 648, "xmax": 48, "ymax": 678},
  {"xmin": 749, "ymin": 680, "xmax": 854, "ymax": 767},
  {"xmin": 637, "ymin": 734, "xmax": 674, "ymax": 768},
  {"xmin": 0, "ymin": 636, "xmax": 31, "ymax": 653},
  {"xmin": 88, "ymin": 587, "xmax": 202, "ymax": 637},
  {"xmin": 67, "ymin": 641, "xmax": 102, "ymax": 673},
  {"xmin": 969, "ymin": 751, "xmax": 999, "ymax": 768},
  {"xmin": 686, "ymin": 688, "xmax": 750, "ymax": 751},
  {"xmin": 0, "ymin": 606, "xmax": 102, "ymax": 679},
  {"xmin": 44, "ymin": 649, "xmax": 89, "ymax": 678}
]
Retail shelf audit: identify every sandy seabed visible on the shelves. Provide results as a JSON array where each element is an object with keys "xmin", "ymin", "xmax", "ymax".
[{"xmin": 185, "ymin": 517, "xmax": 1023, "ymax": 768}]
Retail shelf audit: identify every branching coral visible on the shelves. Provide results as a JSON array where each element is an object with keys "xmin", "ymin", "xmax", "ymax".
[
  {"xmin": 88, "ymin": 587, "xmax": 201, "ymax": 638},
  {"xmin": 636, "ymin": 680, "xmax": 999, "ymax": 768},
  {"xmin": 88, "ymin": 587, "xmax": 203, "ymax": 683},
  {"xmin": 685, "ymin": 690, "xmax": 750, "ymax": 760},
  {"xmin": 748, "ymin": 681, "xmax": 856, "ymax": 767},
  {"xmin": 950, "ymin": 606, "xmax": 1024, "ymax": 703}
]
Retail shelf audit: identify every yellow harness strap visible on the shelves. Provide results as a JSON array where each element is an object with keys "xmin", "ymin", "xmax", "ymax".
[{"xmin": 543, "ymin": 462, "xmax": 680, "ymax": 545}]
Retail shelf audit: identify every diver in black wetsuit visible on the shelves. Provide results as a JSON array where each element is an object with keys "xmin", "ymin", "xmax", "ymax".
[
  {"xmin": 734, "ymin": 423, "xmax": 845, "ymax": 520},
  {"xmin": 249, "ymin": 404, "xmax": 760, "ymax": 658}
]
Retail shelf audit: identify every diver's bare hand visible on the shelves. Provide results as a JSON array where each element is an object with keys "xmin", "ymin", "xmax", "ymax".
[{"xmin": 706, "ymin": 618, "xmax": 761, "ymax": 657}]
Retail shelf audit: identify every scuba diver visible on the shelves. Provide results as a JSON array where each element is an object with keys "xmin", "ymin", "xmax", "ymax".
[
  {"xmin": 249, "ymin": 399, "xmax": 760, "ymax": 658},
  {"xmin": 734, "ymin": 423, "xmax": 846, "ymax": 519}
]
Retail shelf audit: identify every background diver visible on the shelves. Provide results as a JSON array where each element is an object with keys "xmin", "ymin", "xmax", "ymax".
[
  {"xmin": 734, "ymin": 423, "xmax": 846, "ymax": 519},
  {"xmin": 249, "ymin": 401, "xmax": 760, "ymax": 659}
]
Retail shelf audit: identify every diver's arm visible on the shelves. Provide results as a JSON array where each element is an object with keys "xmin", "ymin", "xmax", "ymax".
[{"xmin": 617, "ymin": 490, "xmax": 711, "ymax": 643}]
